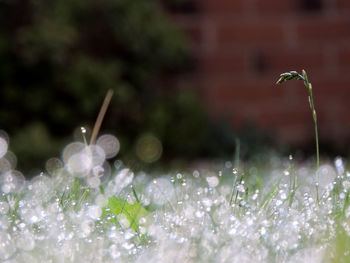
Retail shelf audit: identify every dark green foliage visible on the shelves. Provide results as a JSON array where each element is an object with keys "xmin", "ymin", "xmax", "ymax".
[
  {"xmin": 0, "ymin": 0, "xmax": 192, "ymax": 172},
  {"xmin": 0, "ymin": 0, "xmax": 277, "ymax": 174}
]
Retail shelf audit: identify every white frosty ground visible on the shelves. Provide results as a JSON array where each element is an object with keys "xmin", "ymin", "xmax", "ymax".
[{"xmin": 0, "ymin": 135, "xmax": 349, "ymax": 262}]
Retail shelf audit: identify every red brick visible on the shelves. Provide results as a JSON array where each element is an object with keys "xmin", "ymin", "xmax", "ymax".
[
  {"xmin": 335, "ymin": 0, "xmax": 350, "ymax": 10},
  {"xmin": 201, "ymin": 0, "xmax": 245, "ymax": 15},
  {"xmin": 200, "ymin": 52, "xmax": 248, "ymax": 74},
  {"xmin": 278, "ymin": 124, "xmax": 313, "ymax": 145},
  {"xmin": 339, "ymin": 108, "xmax": 350, "ymax": 125},
  {"xmin": 169, "ymin": 2, "xmax": 350, "ymax": 146},
  {"xmin": 258, "ymin": 109, "xmax": 312, "ymax": 127},
  {"xmin": 255, "ymin": 0, "xmax": 297, "ymax": 14},
  {"xmin": 261, "ymin": 48, "xmax": 324, "ymax": 73},
  {"xmin": 338, "ymin": 47, "xmax": 350, "ymax": 67},
  {"xmin": 297, "ymin": 17, "xmax": 350, "ymax": 42},
  {"xmin": 216, "ymin": 21, "xmax": 285, "ymax": 46},
  {"xmin": 204, "ymin": 78, "xmax": 285, "ymax": 105},
  {"xmin": 305, "ymin": 79, "xmax": 350, "ymax": 96}
]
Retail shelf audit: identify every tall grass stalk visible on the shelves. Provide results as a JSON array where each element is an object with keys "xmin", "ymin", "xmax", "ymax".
[
  {"xmin": 277, "ymin": 70, "xmax": 320, "ymax": 203},
  {"xmin": 276, "ymin": 70, "xmax": 319, "ymax": 169}
]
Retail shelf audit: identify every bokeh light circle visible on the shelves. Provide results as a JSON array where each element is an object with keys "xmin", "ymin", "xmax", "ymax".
[
  {"xmin": 4, "ymin": 151, "xmax": 17, "ymax": 170},
  {"xmin": 62, "ymin": 142, "xmax": 85, "ymax": 164},
  {"xmin": 67, "ymin": 152, "xmax": 92, "ymax": 177},
  {"xmin": 136, "ymin": 134, "xmax": 162, "ymax": 163},
  {"xmin": 0, "ymin": 170, "xmax": 25, "ymax": 193},
  {"xmin": 96, "ymin": 134, "xmax": 120, "ymax": 159},
  {"xmin": 0, "ymin": 158, "xmax": 11, "ymax": 172},
  {"xmin": 45, "ymin": 158, "xmax": 63, "ymax": 175},
  {"xmin": 0, "ymin": 137, "xmax": 8, "ymax": 159}
]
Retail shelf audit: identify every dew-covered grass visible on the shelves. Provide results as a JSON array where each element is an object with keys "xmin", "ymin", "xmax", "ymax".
[
  {"xmin": 0, "ymin": 131, "xmax": 350, "ymax": 263},
  {"xmin": 0, "ymin": 71, "xmax": 348, "ymax": 262}
]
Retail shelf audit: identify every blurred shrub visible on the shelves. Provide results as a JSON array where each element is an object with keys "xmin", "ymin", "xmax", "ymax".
[
  {"xmin": 0, "ymin": 0, "xmax": 276, "ymax": 174},
  {"xmin": 0, "ymin": 0, "xmax": 191, "ymax": 172}
]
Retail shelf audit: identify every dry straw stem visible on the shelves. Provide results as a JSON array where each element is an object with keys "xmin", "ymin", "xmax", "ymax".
[{"xmin": 89, "ymin": 89, "xmax": 114, "ymax": 145}]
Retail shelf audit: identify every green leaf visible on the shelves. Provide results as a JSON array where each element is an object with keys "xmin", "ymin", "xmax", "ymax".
[{"xmin": 108, "ymin": 197, "xmax": 148, "ymax": 232}]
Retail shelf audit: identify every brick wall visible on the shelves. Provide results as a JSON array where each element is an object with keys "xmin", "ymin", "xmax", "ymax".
[{"xmin": 167, "ymin": 0, "xmax": 350, "ymax": 147}]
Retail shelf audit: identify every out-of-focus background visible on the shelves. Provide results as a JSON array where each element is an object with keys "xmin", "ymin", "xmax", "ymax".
[{"xmin": 0, "ymin": 0, "xmax": 350, "ymax": 175}]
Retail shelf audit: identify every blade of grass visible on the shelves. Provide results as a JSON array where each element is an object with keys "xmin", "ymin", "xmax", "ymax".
[{"xmin": 261, "ymin": 177, "xmax": 282, "ymax": 209}]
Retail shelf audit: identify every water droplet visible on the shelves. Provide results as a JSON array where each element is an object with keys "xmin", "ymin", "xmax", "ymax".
[
  {"xmin": 225, "ymin": 161, "xmax": 232, "ymax": 168},
  {"xmin": 236, "ymin": 184, "xmax": 245, "ymax": 193},
  {"xmin": 195, "ymin": 210, "xmax": 204, "ymax": 218},
  {"xmin": 339, "ymin": 192, "xmax": 346, "ymax": 199},
  {"xmin": 335, "ymin": 157, "xmax": 345, "ymax": 175},
  {"xmin": 57, "ymin": 213, "xmax": 64, "ymax": 221},
  {"xmin": 206, "ymin": 176, "xmax": 219, "ymax": 188},
  {"xmin": 114, "ymin": 160, "xmax": 123, "ymax": 169},
  {"xmin": 316, "ymin": 165, "xmax": 336, "ymax": 189},
  {"xmin": 109, "ymin": 244, "xmax": 121, "ymax": 259},
  {"xmin": 80, "ymin": 220, "xmax": 94, "ymax": 236},
  {"xmin": 280, "ymin": 192, "xmax": 287, "ymax": 200},
  {"xmin": 122, "ymin": 242, "xmax": 134, "ymax": 250},
  {"xmin": 95, "ymin": 195, "xmax": 108, "ymax": 207},
  {"xmin": 343, "ymin": 181, "xmax": 350, "ymax": 190},
  {"xmin": 193, "ymin": 170, "xmax": 200, "ymax": 178},
  {"xmin": 88, "ymin": 205, "xmax": 102, "ymax": 220},
  {"xmin": 114, "ymin": 168, "xmax": 134, "ymax": 190},
  {"xmin": 229, "ymin": 228, "xmax": 237, "ymax": 235},
  {"xmin": 117, "ymin": 214, "xmax": 130, "ymax": 228},
  {"xmin": 260, "ymin": 227, "xmax": 266, "ymax": 235},
  {"xmin": 145, "ymin": 177, "xmax": 174, "ymax": 206},
  {"xmin": 87, "ymin": 176, "xmax": 101, "ymax": 188},
  {"xmin": 92, "ymin": 165, "xmax": 104, "ymax": 177},
  {"xmin": 124, "ymin": 229, "xmax": 134, "ymax": 240},
  {"xmin": 139, "ymin": 217, "xmax": 147, "ymax": 225},
  {"xmin": 0, "ymin": 232, "xmax": 15, "ymax": 260},
  {"xmin": 28, "ymin": 175, "xmax": 52, "ymax": 201},
  {"xmin": 0, "ymin": 217, "xmax": 10, "ymax": 230},
  {"xmin": 0, "ymin": 170, "xmax": 25, "ymax": 193},
  {"xmin": 67, "ymin": 152, "xmax": 92, "ymax": 177},
  {"xmin": 0, "ymin": 201, "xmax": 9, "ymax": 215},
  {"xmin": 16, "ymin": 232, "xmax": 35, "ymax": 251},
  {"xmin": 202, "ymin": 198, "xmax": 212, "ymax": 207}
]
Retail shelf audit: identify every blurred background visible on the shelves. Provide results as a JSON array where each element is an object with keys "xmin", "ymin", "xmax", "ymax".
[{"xmin": 0, "ymin": 0, "xmax": 350, "ymax": 175}]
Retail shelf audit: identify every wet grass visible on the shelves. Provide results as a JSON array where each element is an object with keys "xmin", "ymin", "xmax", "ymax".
[{"xmin": 0, "ymin": 72, "xmax": 349, "ymax": 262}]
